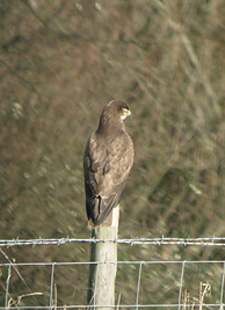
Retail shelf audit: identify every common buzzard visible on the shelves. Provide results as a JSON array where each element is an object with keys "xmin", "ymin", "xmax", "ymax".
[{"xmin": 83, "ymin": 100, "xmax": 134, "ymax": 227}]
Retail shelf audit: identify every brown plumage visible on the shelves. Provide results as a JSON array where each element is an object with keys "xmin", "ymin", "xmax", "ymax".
[{"xmin": 83, "ymin": 100, "xmax": 134, "ymax": 227}]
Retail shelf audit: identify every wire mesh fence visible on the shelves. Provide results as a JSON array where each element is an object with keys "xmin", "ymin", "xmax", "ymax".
[{"xmin": 0, "ymin": 237, "xmax": 225, "ymax": 309}]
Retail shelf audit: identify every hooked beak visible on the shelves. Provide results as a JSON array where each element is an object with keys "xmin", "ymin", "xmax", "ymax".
[{"xmin": 121, "ymin": 108, "xmax": 131, "ymax": 120}]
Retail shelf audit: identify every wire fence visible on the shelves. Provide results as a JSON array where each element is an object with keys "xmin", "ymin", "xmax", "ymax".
[
  {"xmin": 0, "ymin": 237, "xmax": 225, "ymax": 310},
  {"xmin": 1, "ymin": 237, "xmax": 225, "ymax": 247}
]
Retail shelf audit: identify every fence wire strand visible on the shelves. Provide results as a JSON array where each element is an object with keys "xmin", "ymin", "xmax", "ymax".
[
  {"xmin": 220, "ymin": 263, "xmax": 225, "ymax": 305},
  {"xmin": 0, "ymin": 237, "xmax": 225, "ymax": 248},
  {"xmin": 0, "ymin": 304, "xmax": 224, "ymax": 309},
  {"xmin": 178, "ymin": 261, "xmax": 185, "ymax": 310},
  {"xmin": 5, "ymin": 264, "xmax": 11, "ymax": 309},
  {"xmin": 135, "ymin": 261, "xmax": 143, "ymax": 310},
  {"xmin": 49, "ymin": 262, "xmax": 56, "ymax": 310}
]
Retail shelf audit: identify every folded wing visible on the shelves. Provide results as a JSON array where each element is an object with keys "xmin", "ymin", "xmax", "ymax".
[{"xmin": 84, "ymin": 130, "xmax": 134, "ymax": 226}]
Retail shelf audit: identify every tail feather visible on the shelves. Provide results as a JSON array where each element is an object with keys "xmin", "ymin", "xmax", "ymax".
[{"xmin": 86, "ymin": 194, "xmax": 121, "ymax": 226}]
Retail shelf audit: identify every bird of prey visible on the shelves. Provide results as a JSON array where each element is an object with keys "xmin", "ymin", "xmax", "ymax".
[{"xmin": 83, "ymin": 100, "xmax": 134, "ymax": 227}]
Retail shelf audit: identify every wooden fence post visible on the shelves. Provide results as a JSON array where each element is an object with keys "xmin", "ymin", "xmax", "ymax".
[{"xmin": 87, "ymin": 205, "xmax": 120, "ymax": 310}]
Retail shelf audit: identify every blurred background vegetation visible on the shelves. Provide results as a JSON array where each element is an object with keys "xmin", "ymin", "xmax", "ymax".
[{"xmin": 0, "ymin": 0, "xmax": 225, "ymax": 308}]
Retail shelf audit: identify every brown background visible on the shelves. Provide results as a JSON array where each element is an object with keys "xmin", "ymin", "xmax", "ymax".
[{"xmin": 0, "ymin": 0, "xmax": 224, "ymax": 307}]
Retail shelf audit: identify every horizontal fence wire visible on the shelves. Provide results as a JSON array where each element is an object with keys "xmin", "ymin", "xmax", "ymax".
[
  {"xmin": 0, "ymin": 237, "xmax": 225, "ymax": 247},
  {"xmin": 0, "ymin": 260, "xmax": 225, "ymax": 268},
  {"xmin": 0, "ymin": 305, "xmax": 224, "ymax": 309}
]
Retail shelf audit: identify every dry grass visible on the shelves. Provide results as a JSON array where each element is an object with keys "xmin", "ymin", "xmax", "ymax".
[{"xmin": 183, "ymin": 282, "xmax": 212, "ymax": 310}]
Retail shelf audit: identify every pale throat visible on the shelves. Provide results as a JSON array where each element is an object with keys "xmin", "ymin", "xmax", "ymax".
[{"xmin": 121, "ymin": 114, "xmax": 128, "ymax": 120}]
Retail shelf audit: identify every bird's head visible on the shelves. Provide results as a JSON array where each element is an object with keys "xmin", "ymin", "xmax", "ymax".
[
  {"xmin": 104, "ymin": 100, "xmax": 131, "ymax": 119},
  {"xmin": 98, "ymin": 100, "xmax": 132, "ymax": 132}
]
